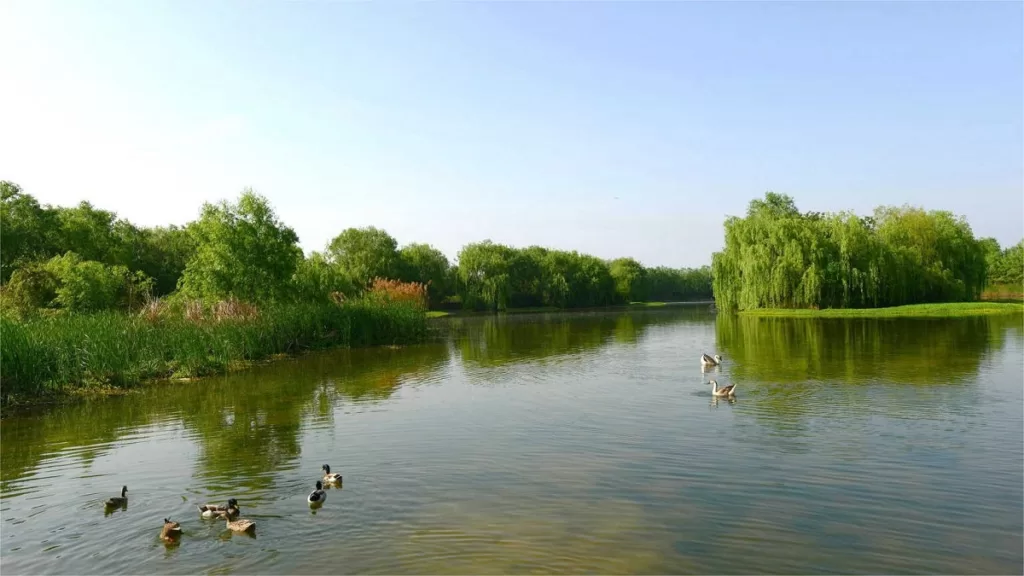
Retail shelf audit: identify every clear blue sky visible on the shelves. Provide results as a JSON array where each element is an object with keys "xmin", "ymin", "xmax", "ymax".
[{"xmin": 1, "ymin": 1, "xmax": 1021, "ymax": 267}]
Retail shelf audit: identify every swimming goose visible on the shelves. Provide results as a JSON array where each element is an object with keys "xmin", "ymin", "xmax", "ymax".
[
  {"xmin": 322, "ymin": 464, "xmax": 343, "ymax": 485},
  {"xmin": 198, "ymin": 498, "xmax": 239, "ymax": 519},
  {"xmin": 105, "ymin": 486, "xmax": 128, "ymax": 507},
  {"xmin": 701, "ymin": 353, "xmax": 723, "ymax": 367},
  {"xmin": 308, "ymin": 481, "xmax": 327, "ymax": 506},
  {"xmin": 225, "ymin": 516, "xmax": 256, "ymax": 533},
  {"xmin": 160, "ymin": 518, "xmax": 182, "ymax": 542},
  {"xmin": 708, "ymin": 379, "xmax": 737, "ymax": 398}
]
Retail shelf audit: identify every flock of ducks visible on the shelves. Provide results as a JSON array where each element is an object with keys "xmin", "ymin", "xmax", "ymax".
[
  {"xmin": 105, "ymin": 464, "xmax": 344, "ymax": 543},
  {"xmin": 700, "ymin": 352, "xmax": 737, "ymax": 398}
]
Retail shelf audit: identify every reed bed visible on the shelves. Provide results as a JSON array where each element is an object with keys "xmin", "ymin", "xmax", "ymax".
[{"xmin": 0, "ymin": 298, "xmax": 426, "ymax": 404}]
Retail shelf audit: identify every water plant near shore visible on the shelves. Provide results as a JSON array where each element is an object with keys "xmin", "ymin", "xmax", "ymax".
[{"xmin": 0, "ymin": 298, "xmax": 426, "ymax": 405}]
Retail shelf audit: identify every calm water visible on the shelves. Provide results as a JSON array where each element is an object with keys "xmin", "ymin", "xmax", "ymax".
[{"xmin": 2, "ymin": 307, "xmax": 1022, "ymax": 574}]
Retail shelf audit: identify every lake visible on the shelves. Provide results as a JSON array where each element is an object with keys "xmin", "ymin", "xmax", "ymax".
[{"xmin": 2, "ymin": 307, "xmax": 1022, "ymax": 574}]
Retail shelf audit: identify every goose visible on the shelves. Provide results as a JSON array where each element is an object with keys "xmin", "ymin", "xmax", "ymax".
[
  {"xmin": 225, "ymin": 516, "xmax": 256, "ymax": 534},
  {"xmin": 160, "ymin": 518, "xmax": 182, "ymax": 542},
  {"xmin": 708, "ymin": 379, "xmax": 737, "ymax": 398},
  {"xmin": 104, "ymin": 486, "xmax": 128, "ymax": 507},
  {"xmin": 701, "ymin": 353, "xmax": 723, "ymax": 367},
  {"xmin": 198, "ymin": 498, "xmax": 239, "ymax": 519},
  {"xmin": 307, "ymin": 481, "xmax": 327, "ymax": 506},
  {"xmin": 322, "ymin": 464, "xmax": 343, "ymax": 485}
]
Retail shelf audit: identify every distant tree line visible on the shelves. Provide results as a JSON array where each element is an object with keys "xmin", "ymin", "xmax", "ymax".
[
  {"xmin": 453, "ymin": 243, "xmax": 711, "ymax": 311},
  {"xmin": 712, "ymin": 192, "xmax": 1019, "ymax": 310},
  {"xmin": 0, "ymin": 182, "xmax": 712, "ymax": 314}
]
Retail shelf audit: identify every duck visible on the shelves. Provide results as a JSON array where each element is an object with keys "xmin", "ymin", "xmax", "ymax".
[
  {"xmin": 160, "ymin": 518, "xmax": 182, "ymax": 542},
  {"xmin": 701, "ymin": 353, "xmax": 723, "ymax": 367},
  {"xmin": 321, "ymin": 464, "xmax": 343, "ymax": 485},
  {"xmin": 198, "ymin": 498, "xmax": 239, "ymax": 519},
  {"xmin": 307, "ymin": 481, "xmax": 327, "ymax": 506},
  {"xmin": 104, "ymin": 486, "xmax": 128, "ymax": 507},
  {"xmin": 708, "ymin": 379, "xmax": 737, "ymax": 398},
  {"xmin": 225, "ymin": 516, "xmax": 256, "ymax": 534}
]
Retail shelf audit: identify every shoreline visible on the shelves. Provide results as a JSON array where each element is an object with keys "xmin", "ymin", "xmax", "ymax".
[
  {"xmin": 738, "ymin": 302, "xmax": 1024, "ymax": 318},
  {"xmin": 426, "ymin": 300, "xmax": 716, "ymax": 319},
  {"xmin": 8, "ymin": 300, "xmax": 1016, "ymax": 414}
]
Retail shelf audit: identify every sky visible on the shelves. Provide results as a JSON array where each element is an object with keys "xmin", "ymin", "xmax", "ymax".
[{"xmin": 1, "ymin": 1, "xmax": 1021, "ymax": 268}]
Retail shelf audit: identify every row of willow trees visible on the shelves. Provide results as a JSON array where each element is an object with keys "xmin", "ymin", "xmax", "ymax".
[
  {"xmin": 0, "ymin": 181, "xmax": 712, "ymax": 314},
  {"xmin": 712, "ymin": 193, "xmax": 1020, "ymax": 310},
  {"xmin": 454, "ymin": 242, "xmax": 711, "ymax": 310}
]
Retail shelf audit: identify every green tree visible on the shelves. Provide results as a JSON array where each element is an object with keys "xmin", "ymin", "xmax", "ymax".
[
  {"xmin": 52, "ymin": 201, "xmax": 121, "ymax": 264},
  {"xmin": 326, "ymin": 227, "xmax": 400, "ymax": 290},
  {"xmin": 397, "ymin": 243, "xmax": 450, "ymax": 307},
  {"xmin": 0, "ymin": 182, "xmax": 58, "ymax": 283},
  {"xmin": 979, "ymin": 237, "xmax": 1002, "ymax": 281},
  {"xmin": 134, "ymin": 225, "xmax": 197, "ymax": 296},
  {"xmin": 178, "ymin": 189, "xmax": 302, "ymax": 303},
  {"xmin": 292, "ymin": 251, "xmax": 355, "ymax": 302},
  {"xmin": 609, "ymin": 257, "xmax": 647, "ymax": 302},
  {"xmin": 712, "ymin": 192, "xmax": 989, "ymax": 310},
  {"xmin": 988, "ymin": 239, "xmax": 1024, "ymax": 286},
  {"xmin": 457, "ymin": 240, "xmax": 514, "ymax": 311}
]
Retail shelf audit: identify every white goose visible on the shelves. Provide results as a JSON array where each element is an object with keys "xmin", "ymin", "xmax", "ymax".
[
  {"xmin": 708, "ymin": 379, "xmax": 737, "ymax": 398},
  {"xmin": 701, "ymin": 353, "xmax": 723, "ymax": 367}
]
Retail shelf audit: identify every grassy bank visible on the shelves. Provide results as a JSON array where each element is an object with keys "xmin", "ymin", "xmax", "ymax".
[
  {"xmin": 0, "ymin": 299, "xmax": 427, "ymax": 405},
  {"xmin": 739, "ymin": 302, "xmax": 1024, "ymax": 318}
]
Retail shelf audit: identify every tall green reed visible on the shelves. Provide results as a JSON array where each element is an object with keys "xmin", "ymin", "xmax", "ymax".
[{"xmin": 0, "ymin": 299, "xmax": 427, "ymax": 404}]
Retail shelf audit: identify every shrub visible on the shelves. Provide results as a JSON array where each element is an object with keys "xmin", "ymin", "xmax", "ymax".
[{"xmin": 3, "ymin": 262, "xmax": 58, "ymax": 317}]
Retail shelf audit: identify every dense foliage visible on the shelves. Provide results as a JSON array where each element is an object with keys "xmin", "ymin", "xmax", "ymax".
[
  {"xmin": 177, "ymin": 190, "xmax": 303, "ymax": 303},
  {"xmin": 1, "ymin": 181, "xmax": 712, "ymax": 315},
  {"xmin": 453, "ymin": 242, "xmax": 711, "ymax": 311},
  {"xmin": 981, "ymin": 238, "xmax": 1024, "ymax": 288},
  {"xmin": 712, "ymin": 193, "xmax": 997, "ymax": 310},
  {"xmin": 0, "ymin": 181, "xmax": 195, "ymax": 295}
]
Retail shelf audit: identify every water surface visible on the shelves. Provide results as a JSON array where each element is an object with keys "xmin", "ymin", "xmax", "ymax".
[{"xmin": 2, "ymin": 307, "xmax": 1022, "ymax": 574}]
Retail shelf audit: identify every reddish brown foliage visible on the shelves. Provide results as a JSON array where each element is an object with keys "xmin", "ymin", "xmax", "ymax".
[{"xmin": 367, "ymin": 278, "xmax": 428, "ymax": 309}]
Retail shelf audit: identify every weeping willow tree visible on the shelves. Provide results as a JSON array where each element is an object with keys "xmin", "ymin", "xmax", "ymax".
[{"xmin": 712, "ymin": 193, "xmax": 988, "ymax": 310}]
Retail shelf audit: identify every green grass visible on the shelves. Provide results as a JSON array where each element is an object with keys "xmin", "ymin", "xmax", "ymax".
[
  {"xmin": 425, "ymin": 310, "xmax": 450, "ymax": 318},
  {"xmin": 629, "ymin": 301, "xmax": 668, "ymax": 307},
  {"xmin": 0, "ymin": 299, "xmax": 427, "ymax": 405},
  {"xmin": 740, "ymin": 302, "xmax": 1024, "ymax": 318}
]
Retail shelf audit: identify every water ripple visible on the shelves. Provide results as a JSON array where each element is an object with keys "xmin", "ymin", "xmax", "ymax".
[{"xmin": 2, "ymin": 310, "xmax": 1022, "ymax": 574}]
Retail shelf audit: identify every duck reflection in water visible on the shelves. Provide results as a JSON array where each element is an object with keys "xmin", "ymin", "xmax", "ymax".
[{"xmin": 710, "ymin": 395, "xmax": 737, "ymax": 408}]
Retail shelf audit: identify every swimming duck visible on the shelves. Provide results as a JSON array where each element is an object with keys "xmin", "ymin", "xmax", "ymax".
[
  {"xmin": 105, "ymin": 486, "xmax": 128, "ymax": 507},
  {"xmin": 198, "ymin": 498, "xmax": 239, "ymax": 519},
  {"xmin": 701, "ymin": 353, "xmax": 723, "ymax": 367},
  {"xmin": 225, "ymin": 516, "xmax": 256, "ymax": 534},
  {"xmin": 321, "ymin": 464, "xmax": 343, "ymax": 485},
  {"xmin": 160, "ymin": 518, "xmax": 182, "ymax": 542},
  {"xmin": 708, "ymin": 379, "xmax": 737, "ymax": 398},
  {"xmin": 307, "ymin": 481, "xmax": 326, "ymax": 506}
]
